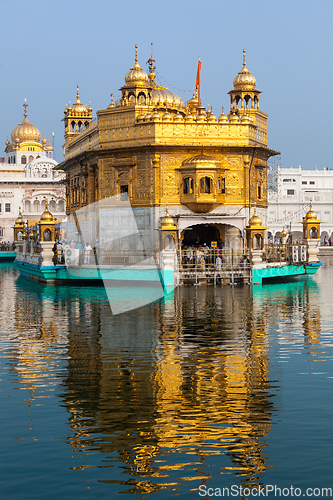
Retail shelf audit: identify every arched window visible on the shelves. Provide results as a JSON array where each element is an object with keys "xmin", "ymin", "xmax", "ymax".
[
  {"xmin": 28, "ymin": 155, "xmax": 34, "ymax": 163},
  {"xmin": 253, "ymin": 234, "xmax": 263, "ymax": 250},
  {"xmin": 200, "ymin": 177, "xmax": 211, "ymax": 194},
  {"xmin": 25, "ymin": 200, "xmax": 31, "ymax": 213},
  {"xmin": 58, "ymin": 200, "xmax": 64, "ymax": 212},
  {"xmin": 8, "ymin": 157, "xmax": 10, "ymax": 164},
  {"xmin": 33, "ymin": 200, "xmax": 40, "ymax": 213},
  {"xmin": 310, "ymin": 227, "xmax": 318, "ymax": 239},
  {"xmin": 21, "ymin": 156, "xmax": 27, "ymax": 165},
  {"xmin": 137, "ymin": 92, "xmax": 146, "ymax": 105},
  {"xmin": 164, "ymin": 234, "xmax": 175, "ymax": 250},
  {"xmin": 13, "ymin": 156, "xmax": 16, "ymax": 164},
  {"xmin": 49, "ymin": 200, "xmax": 56, "ymax": 212},
  {"xmin": 43, "ymin": 228, "xmax": 51, "ymax": 241},
  {"xmin": 183, "ymin": 177, "xmax": 194, "ymax": 194}
]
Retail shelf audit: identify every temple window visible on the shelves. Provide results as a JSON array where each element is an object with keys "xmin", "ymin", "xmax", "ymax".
[
  {"xmin": 183, "ymin": 177, "xmax": 194, "ymax": 194},
  {"xmin": 310, "ymin": 227, "xmax": 318, "ymax": 238},
  {"xmin": 217, "ymin": 177, "xmax": 225, "ymax": 194},
  {"xmin": 5, "ymin": 203, "xmax": 10, "ymax": 213},
  {"xmin": 21, "ymin": 156, "xmax": 26, "ymax": 165},
  {"xmin": 253, "ymin": 234, "xmax": 262, "ymax": 249},
  {"xmin": 137, "ymin": 93, "xmax": 146, "ymax": 105},
  {"xmin": 258, "ymin": 183, "xmax": 262, "ymax": 200},
  {"xmin": 200, "ymin": 177, "xmax": 211, "ymax": 194},
  {"xmin": 28, "ymin": 155, "xmax": 33, "ymax": 163}
]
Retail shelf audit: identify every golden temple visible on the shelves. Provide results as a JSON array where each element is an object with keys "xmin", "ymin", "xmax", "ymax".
[{"xmin": 59, "ymin": 46, "xmax": 280, "ymax": 250}]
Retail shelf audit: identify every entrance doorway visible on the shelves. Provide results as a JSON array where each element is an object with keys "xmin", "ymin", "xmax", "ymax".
[{"xmin": 181, "ymin": 224, "xmax": 220, "ymax": 247}]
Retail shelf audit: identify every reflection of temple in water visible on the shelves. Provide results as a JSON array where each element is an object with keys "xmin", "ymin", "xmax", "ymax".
[
  {"xmin": 1, "ymin": 262, "xmax": 322, "ymax": 494},
  {"xmin": 57, "ymin": 285, "xmax": 278, "ymax": 491}
]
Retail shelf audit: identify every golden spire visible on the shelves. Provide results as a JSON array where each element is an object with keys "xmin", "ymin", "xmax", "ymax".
[
  {"xmin": 148, "ymin": 42, "xmax": 156, "ymax": 83},
  {"xmin": 23, "ymin": 99, "xmax": 28, "ymax": 119},
  {"xmin": 243, "ymin": 48, "xmax": 246, "ymax": 68},
  {"xmin": 135, "ymin": 44, "xmax": 138, "ymax": 65},
  {"xmin": 76, "ymin": 85, "xmax": 80, "ymax": 102}
]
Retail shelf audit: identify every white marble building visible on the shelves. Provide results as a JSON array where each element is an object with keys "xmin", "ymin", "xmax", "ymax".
[
  {"xmin": 267, "ymin": 166, "xmax": 333, "ymax": 242},
  {"xmin": 0, "ymin": 101, "xmax": 65, "ymax": 242}
]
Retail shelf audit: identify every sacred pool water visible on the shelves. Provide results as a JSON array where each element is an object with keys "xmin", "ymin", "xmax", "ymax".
[{"xmin": 0, "ymin": 261, "xmax": 332, "ymax": 499}]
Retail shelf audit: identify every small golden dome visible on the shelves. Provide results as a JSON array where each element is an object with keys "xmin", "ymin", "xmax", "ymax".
[
  {"xmin": 207, "ymin": 107, "xmax": 217, "ymax": 122},
  {"xmin": 218, "ymin": 107, "xmax": 228, "ymax": 123},
  {"xmin": 5, "ymin": 138, "xmax": 10, "ymax": 146},
  {"xmin": 248, "ymin": 207, "xmax": 263, "ymax": 227},
  {"xmin": 240, "ymin": 113, "xmax": 250, "ymax": 123},
  {"xmin": 162, "ymin": 112, "xmax": 172, "ymax": 121},
  {"xmin": 233, "ymin": 50, "xmax": 257, "ymax": 90},
  {"xmin": 124, "ymin": 45, "xmax": 148, "ymax": 87},
  {"xmin": 281, "ymin": 225, "xmax": 287, "ymax": 238},
  {"xmin": 306, "ymin": 200, "xmax": 318, "ymax": 221},
  {"xmin": 160, "ymin": 205, "xmax": 176, "ymax": 228},
  {"xmin": 228, "ymin": 112, "xmax": 239, "ymax": 123},
  {"xmin": 14, "ymin": 210, "xmax": 25, "ymax": 227},
  {"xmin": 173, "ymin": 112, "xmax": 183, "ymax": 122},
  {"xmin": 150, "ymin": 111, "xmax": 161, "ymax": 121},
  {"xmin": 187, "ymin": 88, "xmax": 199, "ymax": 111},
  {"xmin": 11, "ymin": 100, "xmax": 41, "ymax": 144},
  {"xmin": 39, "ymin": 201, "xmax": 54, "ymax": 223},
  {"xmin": 72, "ymin": 85, "xmax": 88, "ymax": 113}
]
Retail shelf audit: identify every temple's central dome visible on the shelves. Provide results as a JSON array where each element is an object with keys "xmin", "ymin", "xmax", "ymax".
[{"xmin": 11, "ymin": 100, "xmax": 41, "ymax": 143}]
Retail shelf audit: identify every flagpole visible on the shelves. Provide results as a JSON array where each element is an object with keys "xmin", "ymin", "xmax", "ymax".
[{"xmin": 196, "ymin": 56, "xmax": 201, "ymax": 106}]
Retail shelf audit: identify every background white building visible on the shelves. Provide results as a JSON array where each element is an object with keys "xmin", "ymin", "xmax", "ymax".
[
  {"xmin": 268, "ymin": 165, "xmax": 333, "ymax": 242},
  {"xmin": 0, "ymin": 101, "xmax": 65, "ymax": 242}
]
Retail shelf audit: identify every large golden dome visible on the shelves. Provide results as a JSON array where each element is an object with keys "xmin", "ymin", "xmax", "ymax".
[
  {"xmin": 151, "ymin": 87, "xmax": 184, "ymax": 108},
  {"xmin": 124, "ymin": 45, "xmax": 148, "ymax": 87},
  {"xmin": 11, "ymin": 100, "xmax": 41, "ymax": 144},
  {"xmin": 233, "ymin": 50, "xmax": 256, "ymax": 90}
]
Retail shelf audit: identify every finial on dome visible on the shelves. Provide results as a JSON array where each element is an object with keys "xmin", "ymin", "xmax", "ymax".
[
  {"xmin": 23, "ymin": 99, "xmax": 28, "ymax": 119},
  {"xmin": 135, "ymin": 44, "xmax": 138, "ymax": 64},
  {"xmin": 243, "ymin": 49, "xmax": 246, "ymax": 67},
  {"xmin": 148, "ymin": 42, "xmax": 156, "ymax": 83},
  {"xmin": 76, "ymin": 85, "xmax": 80, "ymax": 100}
]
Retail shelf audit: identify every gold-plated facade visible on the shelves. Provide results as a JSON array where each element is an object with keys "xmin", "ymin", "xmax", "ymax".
[{"xmin": 59, "ymin": 48, "xmax": 279, "ymax": 246}]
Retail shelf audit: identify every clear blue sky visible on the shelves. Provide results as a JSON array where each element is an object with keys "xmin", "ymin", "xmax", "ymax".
[{"xmin": 0, "ymin": 0, "xmax": 331, "ymax": 169}]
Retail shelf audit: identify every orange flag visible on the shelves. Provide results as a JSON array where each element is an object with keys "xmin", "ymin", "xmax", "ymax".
[{"xmin": 196, "ymin": 56, "xmax": 201, "ymax": 105}]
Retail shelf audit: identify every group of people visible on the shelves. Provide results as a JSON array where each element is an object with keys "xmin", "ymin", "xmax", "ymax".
[
  {"xmin": 182, "ymin": 244, "xmax": 222, "ymax": 271},
  {"xmin": 52, "ymin": 240, "xmax": 94, "ymax": 266},
  {"xmin": 0, "ymin": 241, "xmax": 15, "ymax": 251},
  {"xmin": 323, "ymin": 236, "xmax": 332, "ymax": 246}
]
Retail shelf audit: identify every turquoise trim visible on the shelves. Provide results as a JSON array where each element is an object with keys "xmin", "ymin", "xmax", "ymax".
[
  {"xmin": 0, "ymin": 251, "xmax": 16, "ymax": 261},
  {"xmin": 252, "ymin": 262, "xmax": 322, "ymax": 284},
  {"xmin": 15, "ymin": 261, "xmax": 174, "ymax": 288}
]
